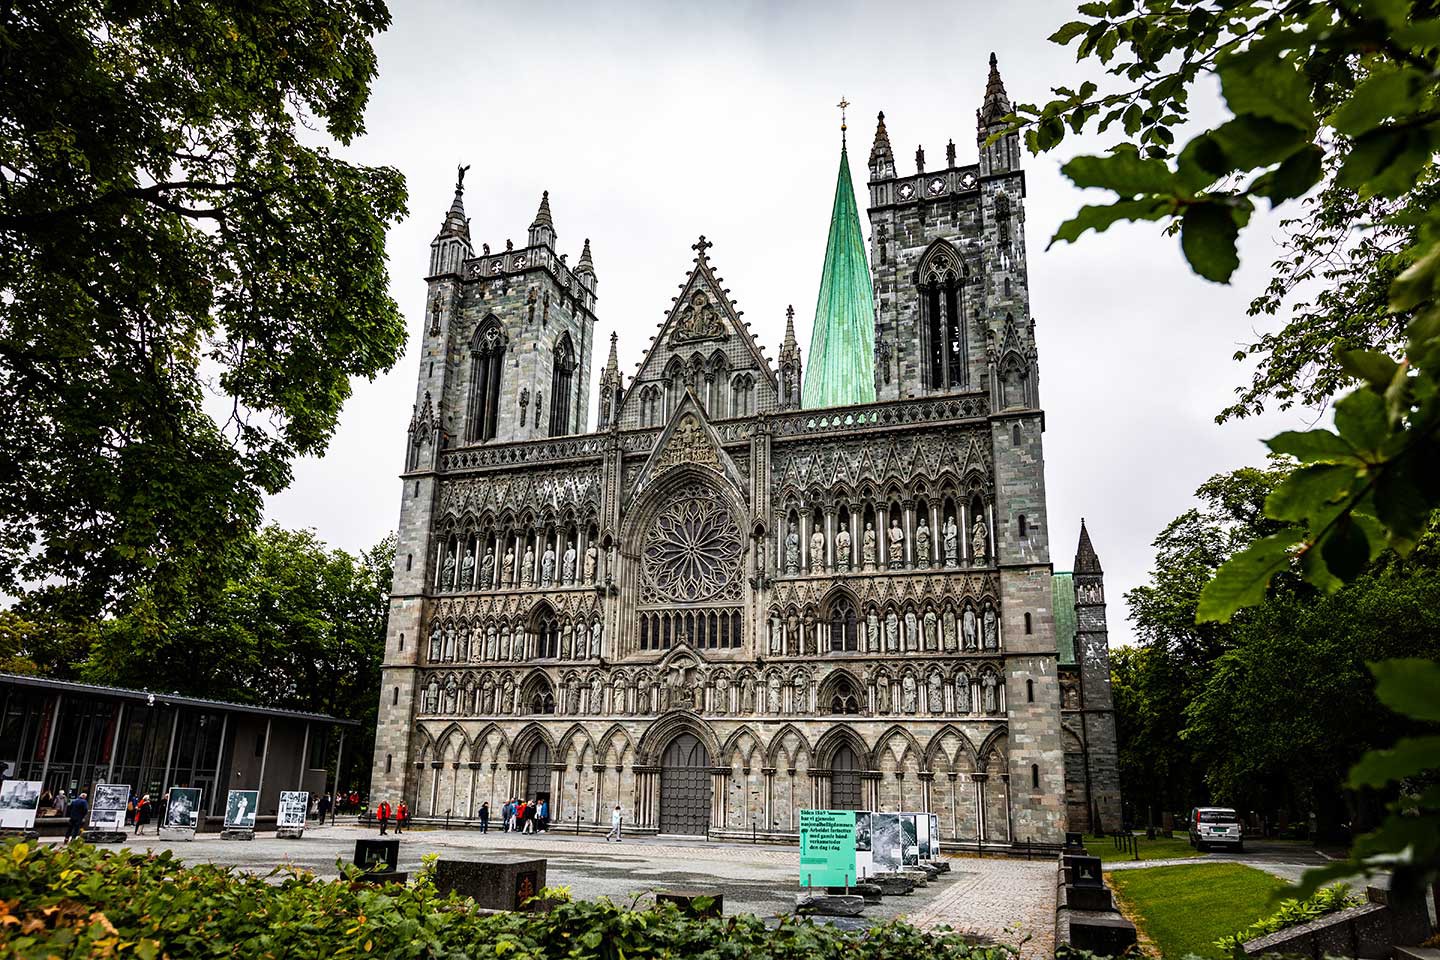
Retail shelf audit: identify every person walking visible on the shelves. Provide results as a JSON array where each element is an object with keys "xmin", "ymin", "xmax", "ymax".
[
  {"xmin": 396, "ymin": 801, "xmax": 408, "ymax": 835},
  {"xmin": 537, "ymin": 798, "xmax": 548, "ymax": 832},
  {"xmin": 522, "ymin": 799, "xmax": 536, "ymax": 834},
  {"xmin": 505, "ymin": 799, "xmax": 516, "ymax": 832},
  {"xmin": 133, "ymin": 795, "xmax": 150, "ymax": 835},
  {"xmin": 479, "ymin": 802, "xmax": 490, "ymax": 833},
  {"xmin": 317, "ymin": 793, "xmax": 331, "ymax": 823},
  {"xmin": 377, "ymin": 800, "xmax": 391, "ymax": 835},
  {"xmin": 606, "ymin": 804, "xmax": 623, "ymax": 842},
  {"xmin": 64, "ymin": 792, "xmax": 89, "ymax": 844}
]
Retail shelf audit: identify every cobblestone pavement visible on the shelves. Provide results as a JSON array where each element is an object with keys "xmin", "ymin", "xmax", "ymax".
[{"xmin": 72, "ymin": 824, "xmax": 1055, "ymax": 955}]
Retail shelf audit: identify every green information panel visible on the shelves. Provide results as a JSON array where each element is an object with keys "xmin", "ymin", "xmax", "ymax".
[{"xmin": 799, "ymin": 809, "xmax": 857, "ymax": 887}]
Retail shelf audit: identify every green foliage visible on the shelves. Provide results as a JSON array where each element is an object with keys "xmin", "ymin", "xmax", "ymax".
[
  {"xmin": 1012, "ymin": 0, "xmax": 1440, "ymax": 613},
  {"xmin": 1118, "ymin": 469, "xmax": 1440, "ymax": 828},
  {"xmin": 1213, "ymin": 884, "xmax": 1359, "ymax": 957},
  {"xmin": 1288, "ymin": 657, "xmax": 1440, "ymax": 900},
  {"xmin": 0, "ymin": 0, "xmax": 407, "ymax": 621},
  {"xmin": 0, "ymin": 840, "xmax": 1015, "ymax": 960}
]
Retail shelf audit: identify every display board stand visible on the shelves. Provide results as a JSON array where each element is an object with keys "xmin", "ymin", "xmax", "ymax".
[
  {"xmin": 220, "ymin": 828, "xmax": 255, "ymax": 840},
  {"xmin": 159, "ymin": 827, "xmax": 196, "ymax": 842}
]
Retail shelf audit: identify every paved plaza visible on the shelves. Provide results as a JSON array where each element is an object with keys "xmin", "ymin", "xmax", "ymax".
[{"xmin": 77, "ymin": 824, "xmax": 1058, "ymax": 957}]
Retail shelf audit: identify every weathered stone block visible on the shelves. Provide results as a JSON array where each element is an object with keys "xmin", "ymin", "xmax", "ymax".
[
  {"xmin": 1065, "ymin": 884, "xmax": 1113, "ymax": 912},
  {"xmin": 432, "ymin": 858, "xmax": 547, "ymax": 912},
  {"xmin": 354, "ymin": 838, "xmax": 400, "ymax": 874},
  {"xmin": 82, "ymin": 830, "xmax": 127, "ymax": 844},
  {"xmin": 870, "ymin": 874, "xmax": 914, "ymax": 896},
  {"xmin": 1068, "ymin": 909, "xmax": 1138, "ymax": 954},
  {"xmin": 827, "ymin": 883, "xmax": 882, "ymax": 903},
  {"xmin": 219, "ymin": 829, "xmax": 254, "ymax": 841}
]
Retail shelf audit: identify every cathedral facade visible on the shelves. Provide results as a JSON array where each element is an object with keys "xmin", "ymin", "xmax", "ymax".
[{"xmin": 371, "ymin": 58, "xmax": 1121, "ymax": 844}]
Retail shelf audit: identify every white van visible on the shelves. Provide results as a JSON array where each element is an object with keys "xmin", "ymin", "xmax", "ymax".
[{"xmin": 1189, "ymin": 806, "xmax": 1244, "ymax": 852}]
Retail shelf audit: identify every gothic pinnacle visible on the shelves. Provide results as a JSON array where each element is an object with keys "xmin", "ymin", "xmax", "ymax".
[
  {"xmin": 531, "ymin": 190, "xmax": 555, "ymax": 229},
  {"xmin": 577, "ymin": 237, "xmax": 595, "ymax": 275},
  {"xmin": 980, "ymin": 51, "xmax": 1012, "ymax": 126},
  {"xmin": 869, "ymin": 111, "xmax": 892, "ymax": 164}
]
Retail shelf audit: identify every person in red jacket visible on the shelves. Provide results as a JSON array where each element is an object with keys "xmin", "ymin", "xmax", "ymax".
[
  {"xmin": 396, "ymin": 801, "xmax": 407, "ymax": 834},
  {"xmin": 377, "ymin": 800, "xmax": 391, "ymax": 835}
]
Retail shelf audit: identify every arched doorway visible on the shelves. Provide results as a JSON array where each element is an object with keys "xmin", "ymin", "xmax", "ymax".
[
  {"xmin": 659, "ymin": 733, "xmax": 711, "ymax": 835},
  {"xmin": 524, "ymin": 742, "xmax": 551, "ymax": 802},
  {"xmin": 831, "ymin": 743, "xmax": 862, "ymax": 810}
]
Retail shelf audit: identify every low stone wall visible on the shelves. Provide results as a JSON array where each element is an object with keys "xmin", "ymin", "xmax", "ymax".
[{"xmin": 1242, "ymin": 884, "xmax": 1434, "ymax": 959}]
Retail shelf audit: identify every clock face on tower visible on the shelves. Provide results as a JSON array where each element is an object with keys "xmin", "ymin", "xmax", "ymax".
[
  {"xmin": 898, "ymin": 183, "xmax": 915, "ymax": 200},
  {"xmin": 928, "ymin": 176, "xmax": 946, "ymax": 196}
]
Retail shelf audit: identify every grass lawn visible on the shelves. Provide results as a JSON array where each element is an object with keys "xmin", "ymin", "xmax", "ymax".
[
  {"xmin": 1096, "ymin": 834, "xmax": 1204, "ymax": 863},
  {"xmin": 1107, "ymin": 863, "xmax": 1288, "ymax": 959}
]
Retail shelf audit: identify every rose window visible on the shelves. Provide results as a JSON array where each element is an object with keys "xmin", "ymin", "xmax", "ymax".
[{"xmin": 642, "ymin": 492, "xmax": 743, "ymax": 602}]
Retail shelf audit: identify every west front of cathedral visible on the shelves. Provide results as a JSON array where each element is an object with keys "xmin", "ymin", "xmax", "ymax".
[{"xmin": 371, "ymin": 58, "xmax": 1122, "ymax": 845}]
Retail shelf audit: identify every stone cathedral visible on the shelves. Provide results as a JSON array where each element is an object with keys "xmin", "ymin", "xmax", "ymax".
[{"xmin": 371, "ymin": 57, "xmax": 1122, "ymax": 844}]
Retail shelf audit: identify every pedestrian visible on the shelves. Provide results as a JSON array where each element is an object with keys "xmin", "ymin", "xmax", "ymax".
[
  {"xmin": 479, "ymin": 801, "xmax": 490, "ymax": 833},
  {"xmin": 64, "ymin": 792, "xmax": 89, "ymax": 844},
  {"xmin": 154, "ymin": 795, "xmax": 166, "ymax": 834},
  {"xmin": 505, "ymin": 798, "xmax": 516, "ymax": 832},
  {"xmin": 537, "ymin": 798, "xmax": 548, "ymax": 832},
  {"xmin": 396, "ymin": 801, "xmax": 408, "ymax": 835},
  {"xmin": 522, "ymin": 798, "xmax": 536, "ymax": 834},
  {"xmin": 133, "ymin": 795, "xmax": 150, "ymax": 835},
  {"xmin": 377, "ymin": 799, "xmax": 391, "ymax": 835},
  {"xmin": 318, "ymin": 793, "xmax": 331, "ymax": 823},
  {"xmin": 606, "ymin": 804, "xmax": 623, "ymax": 842}
]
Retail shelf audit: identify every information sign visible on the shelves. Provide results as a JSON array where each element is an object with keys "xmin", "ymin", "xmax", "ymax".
[{"xmin": 798, "ymin": 808, "xmax": 857, "ymax": 887}]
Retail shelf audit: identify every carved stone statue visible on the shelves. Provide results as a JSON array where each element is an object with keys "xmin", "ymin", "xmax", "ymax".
[
  {"xmin": 810, "ymin": 529, "xmax": 826, "ymax": 571},
  {"xmin": 884, "ymin": 610, "xmax": 900, "ymax": 652},
  {"xmin": 787, "ymin": 612, "xmax": 800, "ymax": 656},
  {"xmin": 982, "ymin": 672, "xmax": 998, "ymax": 713},
  {"xmin": 971, "ymin": 516, "xmax": 988, "ymax": 564},
  {"xmin": 784, "ymin": 522, "xmax": 800, "ymax": 574},
  {"xmin": 887, "ymin": 518, "xmax": 905, "ymax": 569},
  {"xmin": 566, "ymin": 682, "xmax": 580, "ymax": 715},
  {"xmin": 521, "ymin": 546, "xmax": 535, "ymax": 587},
  {"xmin": 713, "ymin": 671, "xmax": 730, "ymax": 715},
  {"xmin": 636, "ymin": 682, "xmax": 650, "ymax": 715},
  {"xmin": 955, "ymin": 674, "xmax": 971, "ymax": 713},
  {"xmin": 442, "ymin": 549, "xmax": 457, "ymax": 588},
  {"xmin": 562, "ymin": 543, "xmax": 577, "ymax": 582},
  {"xmin": 836, "ymin": 527, "xmax": 851, "ymax": 567},
  {"xmin": 983, "ymin": 604, "xmax": 998, "ymax": 649},
  {"xmin": 916, "ymin": 517, "xmax": 932, "ymax": 566},
  {"xmin": 541, "ymin": 547, "xmax": 556, "ymax": 585},
  {"xmin": 502, "ymin": 548, "xmax": 515, "ymax": 585},
  {"xmin": 962, "ymin": 606, "xmax": 978, "ymax": 650},
  {"xmin": 904, "ymin": 610, "xmax": 919, "ymax": 651},
  {"xmin": 590, "ymin": 673, "xmax": 604, "ymax": 713},
  {"xmin": 942, "ymin": 608, "xmax": 958, "ymax": 652},
  {"xmin": 792, "ymin": 680, "xmax": 806, "ymax": 712},
  {"xmin": 865, "ymin": 606, "xmax": 880, "ymax": 653},
  {"xmin": 510, "ymin": 629, "xmax": 524, "ymax": 661},
  {"xmin": 583, "ymin": 544, "xmax": 598, "ymax": 583},
  {"xmin": 802, "ymin": 612, "xmax": 816, "ymax": 654},
  {"xmin": 944, "ymin": 516, "xmax": 959, "ymax": 566},
  {"xmin": 901, "ymin": 674, "xmax": 918, "ymax": 714},
  {"xmin": 875, "ymin": 676, "xmax": 890, "ymax": 714},
  {"xmin": 928, "ymin": 673, "xmax": 945, "ymax": 713},
  {"xmin": 862, "ymin": 522, "xmax": 876, "ymax": 568},
  {"xmin": 460, "ymin": 549, "xmax": 475, "ymax": 588},
  {"xmin": 768, "ymin": 672, "xmax": 783, "ymax": 713},
  {"xmin": 560, "ymin": 623, "xmax": 572, "ymax": 660},
  {"xmin": 480, "ymin": 549, "xmax": 495, "ymax": 588},
  {"xmin": 923, "ymin": 608, "xmax": 939, "ymax": 651},
  {"xmin": 590, "ymin": 620, "xmax": 602, "ymax": 658},
  {"xmin": 486, "ymin": 625, "xmax": 498, "ymax": 661},
  {"xmin": 769, "ymin": 615, "xmax": 782, "ymax": 655},
  {"xmin": 741, "ymin": 676, "xmax": 755, "ymax": 713},
  {"xmin": 482, "ymin": 681, "xmax": 495, "ymax": 714}
]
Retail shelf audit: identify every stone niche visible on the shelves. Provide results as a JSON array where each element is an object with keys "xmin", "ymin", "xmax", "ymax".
[{"xmin": 432, "ymin": 858, "xmax": 548, "ymax": 912}]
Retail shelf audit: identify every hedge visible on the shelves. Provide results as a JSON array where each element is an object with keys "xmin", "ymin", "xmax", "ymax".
[{"xmin": 0, "ymin": 840, "xmax": 1015, "ymax": 960}]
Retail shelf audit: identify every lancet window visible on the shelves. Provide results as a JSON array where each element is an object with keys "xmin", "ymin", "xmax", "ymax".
[{"xmin": 467, "ymin": 319, "xmax": 507, "ymax": 442}]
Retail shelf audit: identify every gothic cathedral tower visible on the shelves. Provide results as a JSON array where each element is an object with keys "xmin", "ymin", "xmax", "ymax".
[{"xmin": 864, "ymin": 55, "xmax": 1065, "ymax": 840}]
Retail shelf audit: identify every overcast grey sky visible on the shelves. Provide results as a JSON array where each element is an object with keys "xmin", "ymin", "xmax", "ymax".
[{"xmin": 265, "ymin": 0, "xmax": 1309, "ymax": 645}]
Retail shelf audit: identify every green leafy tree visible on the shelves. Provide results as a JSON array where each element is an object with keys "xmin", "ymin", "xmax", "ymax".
[
  {"xmin": 0, "ymin": 1, "xmax": 407, "ymax": 620},
  {"xmin": 86, "ymin": 526, "xmax": 394, "ymax": 785}
]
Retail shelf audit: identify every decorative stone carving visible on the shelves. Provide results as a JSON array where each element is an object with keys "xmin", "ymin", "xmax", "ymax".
[
  {"xmin": 521, "ymin": 546, "xmax": 535, "ymax": 587},
  {"xmin": 785, "ymin": 523, "xmax": 800, "ymax": 574},
  {"xmin": 916, "ymin": 518, "xmax": 932, "ymax": 566},
  {"xmin": 583, "ymin": 545, "xmax": 597, "ymax": 583},
  {"xmin": 590, "ymin": 621, "xmax": 602, "ymax": 658},
  {"xmin": 962, "ymin": 606, "xmax": 978, "ymax": 650},
  {"xmin": 944, "ymin": 516, "xmax": 959, "ymax": 566},
  {"xmin": 884, "ymin": 610, "xmax": 899, "ymax": 652},
  {"xmin": 443, "ymin": 549, "xmax": 457, "ymax": 589},
  {"xmin": 480, "ymin": 550, "xmax": 494, "ymax": 588},
  {"xmin": 862, "ymin": 523, "xmax": 876, "ymax": 568},
  {"xmin": 653, "ymin": 415, "xmax": 719, "ymax": 473},
  {"xmin": 982, "ymin": 672, "xmax": 998, "ymax": 713},
  {"xmin": 590, "ymin": 673, "xmax": 604, "ymax": 713},
  {"xmin": 875, "ymin": 676, "xmax": 890, "ymax": 714},
  {"xmin": 502, "ymin": 549, "xmax": 515, "ymax": 586},
  {"xmin": 901, "ymin": 674, "xmax": 918, "ymax": 714},
  {"xmin": 942, "ymin": 607, "xmax": 958, "ymax": 652},
  {"xmin": 865, "ymin": 607, "xmax": 880, "ymax": 653},
  {"xmin": 928, "ymin": 673, "xmax": 944, "ymax": 713},
  {"xmin": 954, "ymin": 674, "xmax": 971, "ymax": 713},
  {"xmin": 923, "ymin": 609, "xmax": 939, "ymax": 651},
  {"xmin": 541, "ymin": 547, "xmax": 556, "ymax": 586},
  {"xmin": 810, "ymin": 529, "xmax": 826, "ymax": 572},
  {"xmin": 971, "ymin": 516, "xmax": 988, "ymax": 564},
  {"xmin": 461, "ymin": 550, "xmax": 475, "ymax": 589},
  {"xmin": 563, "ymin": 543, "xmax": 576, "ymax": 583},
  {"xmin": 983, "ymin": 603, "xmax": 998, "ymax": 650},
  {"xmin": 836, "ymin": 527, "xmax": 851, "ymax": 567},
  {"xmin": 642, "ymin": 487, "xmax": 742, "ymax": 602},
  {"xmin": 768, "ymin": 672, "xmax": 783, "ymax": 713},
  {"xmin": 904, "ymin": 610, "xmax": 919, "ymax": 652}
]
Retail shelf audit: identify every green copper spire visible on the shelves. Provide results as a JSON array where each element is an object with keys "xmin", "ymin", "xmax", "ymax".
[{"xmin": 803, "ymin": 124, "xmax": 876, "ymax": 409}]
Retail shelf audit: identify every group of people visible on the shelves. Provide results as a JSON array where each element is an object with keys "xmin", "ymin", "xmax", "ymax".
[
  {"xmin": 373, "ymin": 800, "xmax": 409, "ymax": 835},
  {"xmin": 127, "ymin": 793, "xmax": 165, "ymax": 834}
]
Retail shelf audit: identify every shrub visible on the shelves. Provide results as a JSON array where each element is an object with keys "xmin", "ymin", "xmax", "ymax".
[
  {"xmin": 0, "ymin": 840, "xmax": 1014, "ymax": 960},
  {"xmin": 1213, "ymin": 884, "xmax": 1360, "ymax": 957}
]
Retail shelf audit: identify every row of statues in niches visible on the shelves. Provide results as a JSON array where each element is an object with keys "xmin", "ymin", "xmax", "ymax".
[
  {"xmin": 781, "ymin": 511, "xmax": 992, "ymax": 575},
  {"xmin": 438, "ymin": 535, "xmax": 602, "ymax": 592}
]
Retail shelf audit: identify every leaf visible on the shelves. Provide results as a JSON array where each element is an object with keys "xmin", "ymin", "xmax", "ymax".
[
  {"xmin": 1253, "ymin": 145, "xmax": 1324, "ymax": 204},
  {"xmin": 1049, "ymin": 21, "xmax": 1091, "ymax": 44},
  {"xmin": 1049, "ymin": 198, "xmax": 1170, "ymax": 245},
  {"xmin": 1180, "ymin": 202, "xmax": 1243, "ymax": 283},
  {"xmin": 1208, "ymin": 115, "xmax": 1309, "ymax": 170},
  {"xmin": 1370, "ymin": 657, "xmax": 1440, "ymax": 722},
  {"xmin": 1333, "ymin": 388, "xmax": 1387, "ymax": 454},
  {"xmin": 1061, "ymin": 150, "xmax": 1178, "ymax": 195},
  {"xmin": 1338, "ymin": 350, "xmax": 1401, "ymax": 389},
  {"xmin": 1348, "ymin": 735, "xmax": 1440, "ymax": 788},
  {"xmin": 1265, "ymin": 463, "xmax": 1357, "ymax": 522},
  {"xmin": 1218, "ymin": 53, "xmax": 1317, "ymax": 134},
  {"xmin": 1330, "ymin": 68, "xmax": 1423, "ymax": 137},
  {"xmin": 1320, "ymin": 514, "xmax": 1370, "ymax": 581},
  {"xmin": 1267, "ymin": 430, "xmax": 1359, "ymax": 464},
  {"xmin": 1339, "ymin": 126, "xmax": 1435, "ymax": 198},
  {"xmin": 1196, "ymin": 528, "xmax": 1304, "ymax": 622}
]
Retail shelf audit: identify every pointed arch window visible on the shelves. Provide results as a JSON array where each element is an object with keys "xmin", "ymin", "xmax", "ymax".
[
  {"xmin": 828, "ymin": 595, "xmax": 859, "ymax": 652},
  {"xmin": 467, "ymin": 320, "xmax": 507, "ymax": 441},
  {"xmin": 548, "ymin": 333, "xmax": 576, "ymax": 436},
  {"xmin": 919, "ymin": 245, "xmax": 968, "ymax": 391},
  {"xmin": 535, "ymin": 608, "xmax": 560, "ymax": 659}
]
